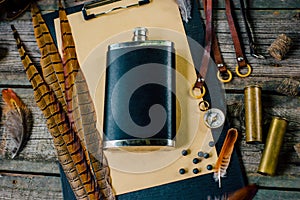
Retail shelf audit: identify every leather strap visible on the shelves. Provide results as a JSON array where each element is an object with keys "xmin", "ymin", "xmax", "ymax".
[
  {"xmin": 193, "ymin": 0, "xmax": 212, "ymax": 90},
  {"xmin": 225, "ymin": 0, "xmax": 247, "ymax": 68},
  {"xmin": 204, "ymin": 0, "xmax": 232, "ymax": 83},
  {"xmin": 212, "ymin": 32, "xmax": 227, "ymax": 74},
  {"xmin": 239, "ymin": 0, "xmax": 264, "ymax": 59},
  {"xmin": 225, "ymin": 0, "xmax": 252, "ymax": 77}
]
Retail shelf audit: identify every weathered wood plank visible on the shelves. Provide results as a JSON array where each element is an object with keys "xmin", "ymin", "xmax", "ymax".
[
  {"xmin": 0, "ymin": 1, "xmax": 299, "ymax": 199},
  {"xmin": 0, "ymin": 73, "xmax": 30, "ymax": 87},
  {"xmin": 0, "ymin": 160, "xmax": 59, "ymax": 174},
  {"xmin": 1, "ymin": 10, "xmax": 299, "ymax": 86},
  {"xmin": 254, "ymin": 189, "xmax": 300, "ymax": 200},
  {"xmin": 1, "ymin": 173, "xmax": 299, "ymax": 200},
  {"xmin": 248, "ymin": 174, "xmax": 300, "ymax": 188},
  {"xmin": 0, "ymin": 174, "xmax": 63, "ymax": 200},
  {"xmin": 6, "ymin": 0, "xmax": 300, "ymax": 19},
  {"xmin": 0, "ymin": 91, "xmax": 298, "ymax": 177},
  {"xmin": 0, "ymin": 139, "xmax": 57, "ymax": 161}
]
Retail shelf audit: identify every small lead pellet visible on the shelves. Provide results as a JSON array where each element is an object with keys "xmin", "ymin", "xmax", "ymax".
[
  {"xmin": 206, "ymin": 164, "xmax": 213, "ymax": 170},
  {"xmin": 197, "ymin": 151, "xmax": 204, "ymax": 157},
  {"xmin": 179, "ymin": 168, "xmax": 186, "ymax": 174},
  {"xmin": 193, "ymin": 168, "xmax": 199, "ymax": 174},
  {"xmin": 181, "ymin": 149, "xmax": 188, "ymax": 156},
  {"xmin": 192, "ymin": 158, "xmax": 200, "ymax": 164},
  {"xmin": 203, "ymin": 153, "xmax": 210, "ymax": 159},
  {"xmin": 209, "ymin": 141, "xmax": 215, "ymax": 147}
]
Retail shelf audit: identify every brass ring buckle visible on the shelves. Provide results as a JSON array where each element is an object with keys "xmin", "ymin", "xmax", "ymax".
[
  {"xmin": 217, "ymin": 69, "xmax": 233, "ymax": 83},
  {"xmin": 235, "ymin": 64, "xmax": 252, "ymax": 78},
  {"xmin": 189, "ymin": 85, "xmax": 206, "ymax": 99},
  {"xmin": 199, "ymin": 100, "xmax": 210, "ymax": 111}
]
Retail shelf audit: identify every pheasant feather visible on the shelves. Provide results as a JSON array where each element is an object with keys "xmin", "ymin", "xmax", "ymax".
[
  {"xmin": 213, "ymin": 128, "xmax": 238, "ymax": 188},
  {"xmin": 58, "ymin": 2, "xmax": 114, "ymax": 198},
  {"xmin": 12, "ymin": 2, "xmax": 115, "ymax": 199},
  {"xmin": 31, "ymin": 3, "xmax": 67, "ymax": 113},
  {"xmin": 11, "ymin": 24, "xmax": 100, "ymax": 199}
]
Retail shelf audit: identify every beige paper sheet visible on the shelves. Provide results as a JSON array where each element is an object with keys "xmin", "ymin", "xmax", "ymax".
[{"xmin": 55, "ymin": 0, "xmax": 217, "ymax": 195}]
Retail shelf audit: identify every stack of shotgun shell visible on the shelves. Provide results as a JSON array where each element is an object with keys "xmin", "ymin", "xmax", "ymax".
[{"xmin": 244, "ymin": 85, "xmax": 288, "ymax": 176}]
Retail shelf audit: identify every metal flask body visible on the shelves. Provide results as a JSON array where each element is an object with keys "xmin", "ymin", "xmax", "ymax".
[
  {"xmin": 244, "ymin": 85, "xmax": 263, "ymax": 143},
  {"xmin": 103, "ymin": 27, "xmax": 176, "ymax": 151},
  {"xmin": 258, "ymin": 116, "xmax": 288, "ymax": 176}
]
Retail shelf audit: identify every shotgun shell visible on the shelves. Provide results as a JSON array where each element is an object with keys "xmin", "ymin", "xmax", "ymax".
[
  {"xmin": 258, "ymin": 116, "xmax": 288, "ymax": 176},
  {"xmin": 244, "ymin": 85, "xmax": 263, "ymax": 143}
]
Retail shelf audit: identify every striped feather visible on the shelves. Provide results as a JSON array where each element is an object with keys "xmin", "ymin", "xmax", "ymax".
[
  {"xmin": 1, "ymin": 88, "xmax": 32, "ymax": 158},
  {"xmin": 31, "ymin": 3, "xmax": 67, "ymax": 113},
  {"xmin": 11, "ymin": 24, "xmax": 100, "ymax": 200},
  {"xmin": 72, "ymin": 70, "xmax": 115, "ymax": 199},
  {"xmin": 213, "ymin": 128, "xmax": 238, "ymax": 188},
  {"xmin": 58, "ymin": 3, "xmax": 115, "ymax": 198}
]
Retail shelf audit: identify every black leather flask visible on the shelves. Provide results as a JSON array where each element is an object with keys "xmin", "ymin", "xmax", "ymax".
[{"xmin": 103, "ymin": 27, "xmax": 176, "ymax": 150}]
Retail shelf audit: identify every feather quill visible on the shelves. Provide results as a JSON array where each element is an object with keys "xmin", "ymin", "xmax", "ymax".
[
  {"xmin": 213, "ymin": 128, "xmax": 238, "ymax": 188},
  {"xmin": 1, "ymin": 88, "xmax": 32, "ymax": 158}
]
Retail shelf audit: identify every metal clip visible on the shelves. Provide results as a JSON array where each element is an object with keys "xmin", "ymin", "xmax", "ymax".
[{"xmin": 82, "ymin": 0, "xmax": 150, "ymax": 20}]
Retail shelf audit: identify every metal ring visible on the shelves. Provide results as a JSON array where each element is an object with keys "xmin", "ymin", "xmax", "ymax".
[
  {"xmin": 198, "ymin": 101, "xmax": 210, "ymax": 111},
  {"xmin": 189, "ymin": 85, "xmax": 206, "ymax": 99},
  {"xmin": 235, "ymin": 64, "xmax": 252, "ymax": 78},
  {"xmin": 217, "ymin": 69, "xmax": 233, "ymax": 83}
]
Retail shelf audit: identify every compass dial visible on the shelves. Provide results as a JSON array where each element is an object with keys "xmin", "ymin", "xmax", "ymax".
[{"xmin": 203, "ymin": 108, "xmax": 225, "ymax": 128}]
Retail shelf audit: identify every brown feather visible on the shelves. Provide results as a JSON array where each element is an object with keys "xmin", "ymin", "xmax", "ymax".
[
  {"xmin": 1, "ymin": 88, "xmax": 32, "ymax": 158},
  {"xmin": 228, "ymin": 184, "xmax": 258, "ymax": 200},
  {"xmin": 12, "ymin": 24, "xmax": 100, "ymax": 199},
  {"xmin": 58, "ymin": 2, "xmax": 115, "ymax": 198},
  {"xmin": 213, "ymin": 128, "xmax": 238, "ymax": 188},
  {"xmin": 207, "ymin": 184, "xmax": 258, "ymax": 200},
  {"xmin": 31, "ymin": 3, "xmax": 67, "ymax": 113}
]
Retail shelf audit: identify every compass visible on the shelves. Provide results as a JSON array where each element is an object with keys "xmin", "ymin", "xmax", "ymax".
[{"xmin": 203, "ymin": 108, "xmax": 225, "ymax": 129}]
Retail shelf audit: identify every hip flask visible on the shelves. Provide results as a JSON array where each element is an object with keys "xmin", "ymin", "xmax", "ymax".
[{"xmin": 103, "ymin": 27, "xmax": 176, "ymax": 151}]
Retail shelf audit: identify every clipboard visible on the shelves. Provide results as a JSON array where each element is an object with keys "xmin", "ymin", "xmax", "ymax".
[{"xmin": 43, "ymin": 0, "xmax": 246, "ymax": 198}]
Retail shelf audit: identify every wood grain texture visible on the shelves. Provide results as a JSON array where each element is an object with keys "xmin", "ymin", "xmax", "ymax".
[
  {"xmin": 1, "ymin": 10, "xmax": 300, "ymax": 86},
  {"xmin": 0, "ymin": 174, "xmax": 63, "ymax": 200},
  {"xmin": 0, "ymin": 0, "xmax": 299, "ymax": 199}
]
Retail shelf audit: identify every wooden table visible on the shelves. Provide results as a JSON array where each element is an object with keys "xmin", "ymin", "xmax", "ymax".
[{"xmin": 0, "ymin": 0, "xmax": 299, "ymax": 199}]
